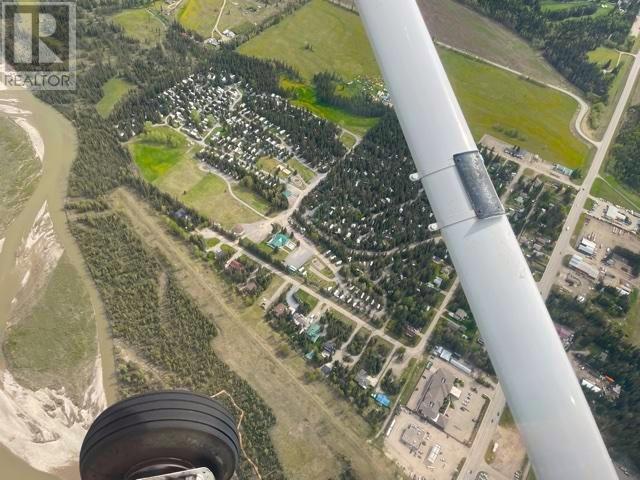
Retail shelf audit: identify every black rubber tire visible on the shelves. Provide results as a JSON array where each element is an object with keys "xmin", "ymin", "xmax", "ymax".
[{"xmin": 80, "ymin": 390, "xmax": 240, "ymax": 480}]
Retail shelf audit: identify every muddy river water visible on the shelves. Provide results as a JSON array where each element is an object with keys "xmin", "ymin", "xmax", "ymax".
[{"xmin": 0, "ymin": 88, "xmax": 117, "ymax": 478}]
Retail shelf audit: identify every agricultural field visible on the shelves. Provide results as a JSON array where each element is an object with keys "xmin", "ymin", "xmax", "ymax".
[
  {"xmin": 96, "ymin": 78, "xmax": 136, "ymax": 118},
  {"xmin": 111, "ymin": 8, "xmax": 167, "ymax": 44},
  {"xmin": 440, "ymin": 48, "xmax": 590, "ymax": 169},
  {"xmin": 129, "ymin": 126, "xmax": 262, "ymax": 227},
  {"xmin": 418, "ymin": 0, "xmax": 572, "ymax": 90},
  {"xmin": 0, "ymin": 117, "xmax": 40, "ymax": 238},
  {"xmin": 4, "ymin": 254, "xmax": 96, "ymax": 402},
  {"xmin": 238, "ymin": 0, "xmax": 380, "ymax": 81},
  {"xmin": 177, "ymin": 0, "xmax": 223, "ymax": 38}
]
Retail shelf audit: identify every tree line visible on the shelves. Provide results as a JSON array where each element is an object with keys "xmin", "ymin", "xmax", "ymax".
[
  {"xmin": 313, "ymin": 71, "xmax": 388, "ymax": 118},
  {"xmin": 459, "ymin": 0, "xmax": 639, "ymax": 98}
]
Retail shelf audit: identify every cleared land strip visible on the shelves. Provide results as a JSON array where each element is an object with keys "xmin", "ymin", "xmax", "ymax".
[{"xmin": 110, "ymin": 188, "xmax": 399, "ymax": 479}]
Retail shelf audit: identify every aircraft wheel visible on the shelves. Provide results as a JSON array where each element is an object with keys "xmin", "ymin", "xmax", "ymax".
[{"xmin": 80, "ymin": 390, "xmax": 240, "ymax": 480}]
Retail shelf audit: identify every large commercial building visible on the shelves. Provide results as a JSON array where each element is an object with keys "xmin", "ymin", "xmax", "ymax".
[{"xmin": 415, "ymin": 368, "xmax": 454, "ymax": 429}]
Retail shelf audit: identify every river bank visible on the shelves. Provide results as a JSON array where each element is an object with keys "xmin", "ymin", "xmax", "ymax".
[{"xmin": 0, "ymin": 85, "xmax": 117, "ymax": 478}]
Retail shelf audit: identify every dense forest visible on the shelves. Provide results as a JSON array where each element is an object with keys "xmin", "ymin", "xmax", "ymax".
[
  {"xmin": 459, "ymin": 0, "xmax": 639, "ymax": 98},
  {"xmin": 297, "ymin": 111, "xmax": 434, "ymax": 253},
  {"xmin": 29, "ymin": 3, "xmax": 310, "ymax": 477},
  {"xmin": 609, "ymin": 105, "xmax": 640, "ymax": 191}
]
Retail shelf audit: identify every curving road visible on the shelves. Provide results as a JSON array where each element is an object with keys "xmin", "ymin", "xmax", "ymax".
[{"xmin": 436, "ymin": 41, "xmax": 600, "ymax": 148}]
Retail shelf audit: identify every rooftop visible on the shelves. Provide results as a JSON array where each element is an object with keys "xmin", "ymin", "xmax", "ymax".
[
  {"xmin": 416, "ymin": 368, "xmax": 454, "ymax": 428},
  {"xmin": 400, "ymin": 424, "xmax": 425, "ymax": 450},
  {"xmin": 267, "ymin": 232, "xmax": 291, "ymax": 249}
]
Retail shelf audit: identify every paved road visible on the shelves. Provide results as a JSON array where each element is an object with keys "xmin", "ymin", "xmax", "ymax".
[
  {"xmin": 539, "ymin": 50, "xmax": 640, "ymax": 298},
  {"xmin": 459, "ymin": 387, "xmax": 506, "ymax": 480},
  {"xmin": 460, "ymin": 41, "xmax": 640, "ymax": 480}
]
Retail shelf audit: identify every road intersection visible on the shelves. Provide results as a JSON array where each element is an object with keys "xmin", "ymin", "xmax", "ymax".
[{"xmin": 461, "ymin": 38, "xmax": 640, "ymax": 480}]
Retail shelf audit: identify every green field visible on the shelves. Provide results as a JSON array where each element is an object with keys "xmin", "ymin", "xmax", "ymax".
[
  {"xmin": 181, "ymin": 171, "xmax": 262, "ymax": 226},
  {"xmin": 232, "ymin": 184, "xmax": 272, "ymax": 215},
  {"xmin": 281, "ymin": 79, "xmax": 379, "ymax": 137},
  {"xmin": 206, "ymin": 237, "xmax": 220, "ymax": 248},
  {"xmin": 587, "ymin": 47, "xmax": 620, "ymax": 68},
  {"xmin": 96, "ymin": 77, "xmax": 136, "ymax": 118},
  {"xmin": 238, "ymin": 0, "xmax": 380, "ymax": 81},
  {"xmin": 541, "ymin": 0, "xmax": 612, "ymax": 16},
  {"xmin": 112, "ymin": 8, "xmax": 167, "ymax": 44},
  {"xmin": 4, "ymin": 254, "xmax": 96, "ymax": 401},
  {"xmin": 571, "ymin": 212, "xmax": 587, "ymax": 245},
  {"xmin": 623, "ymin": 289, "xmax": 640, "ymax": 346},
  {"xmin": 129, "ymin": 126, "xmax": 189, "ymax": 182},
  {"xmin": 287, "ymin": 157, "xmax": 315, "ymax": 183},
  {"xmin": 0, "ymin": 116, "xmax": 40, "ymax": 238},
  {"xmin": 239, "ymin": 0, "xmax": 588, "ymax": 168},
  {"xmin": 589, "ymin": 52, "xmax": 632, "ymax": 138},
  {"xmin": 130, "ymin": 126, "xmax": 262, "ymax": 227},
  {"xmin": 339, "ymin": 131, "xmax": 357, "ymax": 149},
  {"xmin": 177, "ymin": 0, "xmax": 223, "ymax": 38},
  {"xmin": 295, "ymin": 288, "xmax": 319, "ymax": 311},
  {"xmin": 591, "ymin": 175, "xmax": 640, "ymax": 211},
  {"xmin": 256, "ymin": 156, "xmax": 282, "ymax": 174},
  {"xmin": 440, "ymin": 48, "xmax": 590, "ymax": 168}
]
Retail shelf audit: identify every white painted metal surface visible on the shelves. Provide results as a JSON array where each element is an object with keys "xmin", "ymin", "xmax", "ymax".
[{"xmin": 356, "ymin": 0, "xmax": 618, "ymax": 478}]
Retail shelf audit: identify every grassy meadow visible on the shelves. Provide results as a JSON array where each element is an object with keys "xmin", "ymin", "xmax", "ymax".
[
  {"xmin": 439, "ymin": 48, "xmax": 590, "ymax": 169},
  {"xmin": 130, "ymin": 126, "xmax": 262, "ymax": 227},
  {"xmin": 281, "ymin": 80, "xmax": 379, "ymax": 137},
  {"xmin": 177, "ymin": 0, "xmax": 223, "ymax": 38},
  {"xmin": 111, "ymin": 8, "xmax": 167, "ymax": 44},
  {"xmin": 591, "ymin": 176, "xmax": 640, "ymax": 211},
  {"xmin": 238, "ymin": 0, "xmax": 380, "ymax": 81},
  {"xmin": 418, "ymin": 0, "xmax": 572, "ymax": 90},
  {"xmin": 96, "ymin": 77, "xmax": 136, "ymax": 118}
]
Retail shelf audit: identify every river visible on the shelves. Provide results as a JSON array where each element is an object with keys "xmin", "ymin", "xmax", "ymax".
[{"xmin": 0, "ymin": 88, "xmax": 118, "ymax": 477}]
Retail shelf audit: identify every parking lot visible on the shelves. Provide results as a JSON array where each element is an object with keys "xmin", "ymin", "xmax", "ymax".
[
  {"xmin": 385, "ymin": 410, "xmax": 468, "ymax": 480},
  {"xmin": 407, "ymin": 357, "xmax": 493, "ymax": 444}
]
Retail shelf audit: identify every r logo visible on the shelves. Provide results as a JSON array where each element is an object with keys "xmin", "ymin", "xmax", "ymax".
[{"xmin": 1, "ymin": 2, "xmax": 76, "ymax": 90}]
